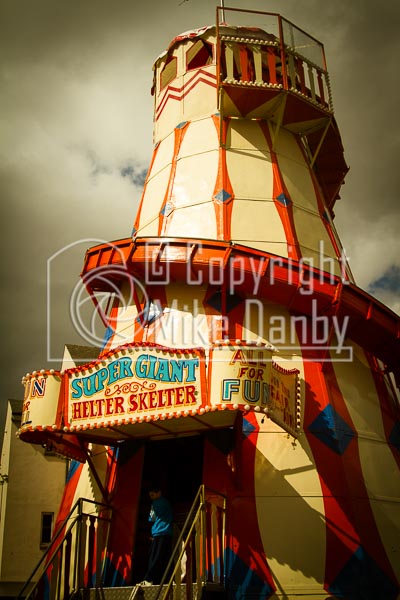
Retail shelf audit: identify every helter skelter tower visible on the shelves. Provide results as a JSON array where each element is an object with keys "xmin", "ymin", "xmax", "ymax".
[{"xmin": 19, "ymin": 6, "xmax": 400, "ymax": 600}]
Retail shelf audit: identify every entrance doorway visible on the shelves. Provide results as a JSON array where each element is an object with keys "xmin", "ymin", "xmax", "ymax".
[{"xmin": 131, "ymin": 434, "xmax": 204, "ymax": 583}]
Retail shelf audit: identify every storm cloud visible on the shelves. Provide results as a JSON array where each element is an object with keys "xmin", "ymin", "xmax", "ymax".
[{"xmin": 1, "ymin": 0, "xmax": 399, "ymax": 419}]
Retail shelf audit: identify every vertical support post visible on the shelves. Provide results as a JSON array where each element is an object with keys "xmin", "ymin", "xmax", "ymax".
[
  {"xmin": 239, "ymin": 45, "xmax": 250, "ymax": 82},
  {"xmin": 267, "ymin": 46, "xmax": 277, "ymax": 85},
  {"xmin": 88, "ymin": 515, "xmax": 96, "ymax": 588},
  {"xmin": 220, "ymin": 0, "xmax": 225, "ymax": 24},
  {"xmin": 252, "ymin": 45, "xmax": 262, "ymax": 83},
  {"xmin": 77, "ymin": 516, "xmax": 87, "ymax": 587},
  {"xmin": 308, "ymin": 64, "xmax": 316, "ymax": 101},
  {"xmin": 201, "ymin": 489, "xmax": 207, "ymax": 585},
  {"xmin": 63, "ymin": 532, "xmax": 72, "ymax": 599},
  {"xmin": 56, "ymin": 545, "xmax": 63, "ymax": 600},
  {"xmin": 194, "ymin": 516, "xmax": 202, "ymax": 590},
  {"xmin": 210, "ymin": 503, "xmax": 222, "ymax": 584},
  {"xmin": 77, "ymin": 514, "xmax": 87, "ymax": 590},
  {"xmin": 185, "ymin": 537, "xmax": 193, "ymax": 600},
  {"xmin": 295, "ymin": 57, "xmax": 306, "ymax": 94},
  {"xmin": 317, "ymin": 70, "xmax": 325, "ymax": 105},
  {"xmin": 277, "ymin": 16, "xmax": 288, "ymax": 90},
  {"xmin": 95, "ymin": 517, "xmax": 106, "ymax": 588},
  {"xmin": 218, "ymin": 506, "xmax": 224, "ymax": 586},
  {"xmin": 224, "ymin": 44, "xmax": 234, "ymax": 80},
  {"xmin": 287, "ymin": 52, "xmax": 296, "ymax": 88},
  {"xmin": 174, "ymin": 556, "xmax": 182, "ymax": 600}
]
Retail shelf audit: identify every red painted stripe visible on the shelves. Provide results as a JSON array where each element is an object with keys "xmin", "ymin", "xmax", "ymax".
[
  {"xmin": 155, "ymin": 72, "xmax": 217, "ymax": 120},
  {"xmin": 301, "ymin": 357, "xmax": 361, "ymax": 589},
  {"xmin": 211, "ymin": 114, "xmax": 235, "ymax": 240},
  {"xmin": 159, "ymin": 121, "xmax": 190, "ymax": 236},
  {"xmin": 203, "ymin": 415, "xmax": 276, "ymax": 593},
  {"xmin": 99, "ymin": 299, "xmax": 120, "ymax": 356},
  {"xmin": 260, "ymin": 122, "xmax": 302, "ymax": 262},
  {"xmin": 133, "ymin": 141, "xmax": 161, "ymax": 236},
  {"xmin": 157, "ymin": 68, "xmax": 217, "ymax": 110},
  {"xmin": 302, "ymin": 348, "xmax": 398, "ymax": 591}
]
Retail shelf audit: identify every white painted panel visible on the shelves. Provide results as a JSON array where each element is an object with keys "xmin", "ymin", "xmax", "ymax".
[
  {"xmin": 137, "ymin": 166, "xmax": 170, "ymax": 234},
  {"xmin": 172, "ymin": 150, "xmax": 218, "ymax": 207},
  {"xmin": 231, "ymin": 198, "xmax": 287, "ymax": 247},
  {"xmin": 227, "ymin": 149, "xmax": 274, "ymax": 199},
  {"xmin": 136, "ymin": 220, "xmax": 159, "ymax": 237},
  {"xmin": 228, "ymin": 119, "xmax": 271, "ymax": 151},
  {"xmin": 297, "ymin": 245, "xmax": 342, "ymax": 278},
  {"xmin": 255, "ymin": 420, "xmax": 326, "ymax": 594},
  {"xmin": 178, "ymin": 117, "xmax": 219, "ymax": 158},
  {"xmin": 274, "ymin": 126, "xmax": 321, "ymax": 212},
  {"xmin": 227, "ymin": 120, "xmax": 273, "ymax": 200},
  {"xmin": 154, "ymin": 74, "xmax": 185, "ymax": 144},
  {"xmin": 181, "ymin": 73, "xmax": 218, "ymax": 122},
  {"xmin": 147, "ymin": 132, "xmax": 175, "ymax": 181},
  {"xmin": 293, "ymin": 206, "xmax": 338, "ymax": 261},
  {"xmin": 166, "ymin": 202, "xmax": 217, "ymax": 238}
]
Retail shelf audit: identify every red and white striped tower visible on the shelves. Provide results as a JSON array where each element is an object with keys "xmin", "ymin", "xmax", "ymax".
[{"xmin": 19, "ymin": 7, "xmax": 400, "ymax": 598}]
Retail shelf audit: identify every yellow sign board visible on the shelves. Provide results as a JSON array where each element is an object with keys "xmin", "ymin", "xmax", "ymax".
[
  {"xmin": 19, "ymin": 344, "xmax": 300, "ymax": 439},
  {"xmin": 209, "ymin": 344, "xmax": 300, "ymax": 436},
  {"xmin": 22, "ymin": 372, "xmax": 61, "ymax": 428},
  {"xmin": 67, "ymin": 346, "xmax": 206, "ymax": 427}
]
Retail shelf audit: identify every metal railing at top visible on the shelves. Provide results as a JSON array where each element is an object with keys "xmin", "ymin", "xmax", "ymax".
[
  {"xmin": 216, "ymin": 6, "xmax": 332, "ymax": 112},
  {"xmin": 17, "ymin": 497, "xmax": 112, "ymax": 600},
  {"xmin": 154, "ymin": 485, "xmax": 226, "ymax": 600}
]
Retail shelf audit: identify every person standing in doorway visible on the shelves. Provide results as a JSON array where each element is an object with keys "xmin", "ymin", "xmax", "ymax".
[{"xmin": 141, "ymin": 484, "xmax": 173, "ymax": 585}]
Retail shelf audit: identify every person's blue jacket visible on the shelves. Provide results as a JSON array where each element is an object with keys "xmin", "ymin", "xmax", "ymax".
[{"xmin": 149, "ymin": 496, "xmax": 173, "ymax": 536}]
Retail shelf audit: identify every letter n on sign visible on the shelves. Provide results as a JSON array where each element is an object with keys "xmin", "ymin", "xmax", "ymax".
[{"xmin": 31, "ymin": 378, "xmax": 47, "ymax": 398}]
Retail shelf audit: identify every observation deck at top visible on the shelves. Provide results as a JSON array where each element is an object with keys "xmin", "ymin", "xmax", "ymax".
[{"xmin": 151, "ymin": 6, "xmax": 348, "ymax": 212}]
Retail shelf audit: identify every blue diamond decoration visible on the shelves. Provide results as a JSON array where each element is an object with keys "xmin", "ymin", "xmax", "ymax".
[
  {"xmin": 276, "ymin": 193, "xmax": 291, "ymax": 207},
  {"xmin": 160, "ymin": 201, "xmax": 173, "ymax": 216},
  {"xmin": 131, "ymin": 227, "xmax": 137, "ymax": 238},
  {"xmin": 101, "ymin": 326, "xmax": 114, "ymax": 350},
  {"xmin": 66, "ymin": 460, "xmax": 81, "ymax": 483},
  {"xmin": 176, "ymin": 121, "xmax": 188, "ymax": 129},
  {"xmin": 329, "ymin": 546, "xmax": 398, "ymax": 600},
  {"xmin": 389, "ymin": 421, "xmax": 400, "ymax": 452},
  {"xmin": 242, "ymin": 417, "xmax": 256, "ymax": 438},
  {"xmin": 308, "ymin": 404, "xmax": 355, "ymax": 455},
  {"xmin": 225, "ymin": 547, "xmax": 274, "ymax": 599},
  {"xmin": 214, "ymin": 189, "xmax": 232, "ymax": 203}
]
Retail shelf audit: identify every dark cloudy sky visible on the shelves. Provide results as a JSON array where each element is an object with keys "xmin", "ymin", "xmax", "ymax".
[{"xmin": 1, "ymin": 0, "xmax": 399, "ymax": 423}]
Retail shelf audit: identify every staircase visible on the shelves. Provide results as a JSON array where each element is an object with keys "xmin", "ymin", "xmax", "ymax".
[
  {"xmin": 17, "ymin": 487, "xmax": 226, "ymax": 600},
  {"xmin": 79, "ymin": 582, "xmax": 225, "ymax": 599}
]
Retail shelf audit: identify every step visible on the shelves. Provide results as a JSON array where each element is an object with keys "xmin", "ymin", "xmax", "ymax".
[
  {"xmin": 80, "ymin": 582, "xmax": 203, "ymax": 600},
  {"xmin": 79, "ymin": 582, "xmax": 227, "ymax": 600}
]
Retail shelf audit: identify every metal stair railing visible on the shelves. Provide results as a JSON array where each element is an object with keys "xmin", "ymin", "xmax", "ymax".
[
  {"xmin": 17, "ymin": 497, "xmax": 112, "ymax": 600},
  {"xmin": 155, "ymin": 485, "xmax": 226, "ymax": 600}
]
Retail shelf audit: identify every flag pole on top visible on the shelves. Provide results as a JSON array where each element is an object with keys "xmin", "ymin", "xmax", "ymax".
[{"xmin": 220, "ymin": 0, "xmax": 225, "ymax": 24}]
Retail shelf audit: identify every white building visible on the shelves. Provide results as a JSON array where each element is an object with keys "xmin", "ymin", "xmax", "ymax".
[{"xmin": 0, "ymin": 399, "xmax": 68, "ymax": 598}]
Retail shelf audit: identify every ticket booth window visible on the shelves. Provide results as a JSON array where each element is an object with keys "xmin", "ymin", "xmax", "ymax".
[{"xmin": 40, "ymin": 512, "xmax": 54, "ymax": 548}]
